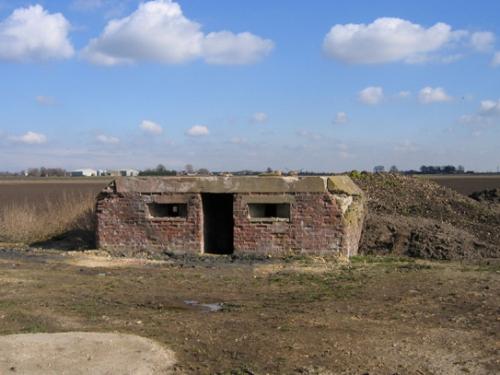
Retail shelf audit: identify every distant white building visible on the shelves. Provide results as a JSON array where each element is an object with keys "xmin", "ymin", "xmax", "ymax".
[
  {"xmin": 70, "ymin": 169, "xmax": 97, "ymax": 177},
  {"xmin": 104, "ymin": 169, "xmax": 140, "ymax": 177},
  {"xmin": 119, "ymin": 169, "xmax": 140, "ymax": 177}
]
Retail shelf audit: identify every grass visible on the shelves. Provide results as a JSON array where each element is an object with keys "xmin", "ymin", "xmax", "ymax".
[
  {"xmin": 0, "ymin": 191, "xmax": 96, "ymax": 245},
  {"xmin": 350, "ymin": 255, "xmax": 416, "ymax": 264}
]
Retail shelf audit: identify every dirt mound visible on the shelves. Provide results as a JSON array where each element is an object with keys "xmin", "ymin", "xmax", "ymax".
[
  {"xmin": 469, "ymin": 188, "xmax": 500, "ymax": 204},
  {"xmin": 352, "ymin": 173, "xmax": 500, "ymax": 260},
  {"xmin": 0, "ymin": 332, "xmax": 176, "ymax": 374}
]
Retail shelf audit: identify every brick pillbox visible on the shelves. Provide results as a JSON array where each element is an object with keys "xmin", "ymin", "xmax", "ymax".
[{"xmin": 96, "ymin": 176, "xmax": 365, "ymax": 258}]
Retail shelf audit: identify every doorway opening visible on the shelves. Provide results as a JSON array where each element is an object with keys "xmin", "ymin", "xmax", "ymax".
[{"xmin": 202, "ymin": 193, "xmax": 234, "ymax": 254}]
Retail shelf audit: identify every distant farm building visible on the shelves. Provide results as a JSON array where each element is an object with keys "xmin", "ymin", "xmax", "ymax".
[
  {"xmin": 70, "ymin": 169, "xmax": 97, "ymax": 177},
  {"xmin": 106, "ymin": 169, "xmax": 140, "ymax": 177},
  {"xmin": 96, "ymin": 176, "xmax": 365, "ymax": 257}
]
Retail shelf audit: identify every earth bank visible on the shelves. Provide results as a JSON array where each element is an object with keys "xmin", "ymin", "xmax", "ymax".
[{"xmin": 352, "ymin": 173, "xmax": 500, "ymax": 260}]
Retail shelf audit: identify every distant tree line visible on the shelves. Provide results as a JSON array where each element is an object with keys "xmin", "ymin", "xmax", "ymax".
[
  {"xmin": 370, "ymin": 165, "xmax": 472, "ymax": 174},
  {"xmin": 418, "ymin": 165, "xmax": 466, "ymax": 174},
  {"xmin": 0, "ymin": 167, "xmax": 68, "ymax": 177},
  {"xmin": 26, "ymin": 167, "xmax": 67, "ymax": 177},
  {"xmin": 2, "ymin": 164, "xmax": 495, "ymax": 178},
  {"xmin": 138, "ymin": 164, "xmax": 177, "ymax": 176}
]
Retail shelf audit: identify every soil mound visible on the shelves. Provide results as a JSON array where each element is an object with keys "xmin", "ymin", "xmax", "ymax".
[
  {"xmin": 469, "ymin": 188, "xmax": 500, "ymax": 204},
  {"xmin": 0, "ymin": 332, "xmax": 176, "ymax": 374},
  {"xmin": 352, "ymin": 173, "xmax": 500, "ymax": 260}
]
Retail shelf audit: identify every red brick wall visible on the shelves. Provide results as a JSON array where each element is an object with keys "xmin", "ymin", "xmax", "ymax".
[
  {"xmin": 233, "ymin": 193, "xmax": 344, "ymax": 255},
  {"xmin": 97, "ymin": 191, "xmax": 346, "ymax": 256},
  {"xmin": 96, "ymin": 192, "xmax": 202, "ymax": 256}
]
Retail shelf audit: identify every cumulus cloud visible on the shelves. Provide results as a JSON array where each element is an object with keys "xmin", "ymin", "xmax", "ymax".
[
  {"xmin": 186, "ymin": 125, "xmax": 209, "ymax": 137},
  {"xmin": 140, "ymin": 120, "xmax": 163, "ymax": 135},
  {"xmin": 0, "ymin": 5, "xmax": 74, "ymax": 62},
  {"xmin": 459, "ymin": 99, "xmax": 500, "ymax": 127},
  {"xmin": 470, "ymin": 31, "xmax": 495, "ymax": 52},
  {"xmin": 203, "ymin": 31, "xmax": 274, "ymax": 65},
  {"xmin": 323, "ymin": 18, "xmax": 458, "ymax": 64},
  {"xmin": 418, "ymin": 87, "xmax": 452, "ymax": 103},
  {"xmin": 479, "ymin": 99, "xmax": 500, "ymax": 116},
  {"xmin": 96, "ymin": 134, "xmax": 120, "ymax": 144},
  {"xmin": 358, "ymin": 86, "xmax": 384, "ymax": 105},
  {"xmin": 333, "ymin": 112, "xmax": 348, "ymax": 124},
  {"xmin": 81, "ymin": 0, "xmax": 273, "ymax": 66},
  {"xmin": 35, "ymin": 95, "xmax": 56, "ymax": 106},
  {"xmin": 492, "ymin": 52, "xmax": 500, "ymax": 67},
  {"xmin": 322, "ymin": 18, "xmax": 493, "ymax": 65},
  {"xmin": 251, "ymin": 112, "xmax": 268, "ymax": 124},
  {"xmin": 397, "ymin": 91, "xmax": 411, "ymax": 98},
  {"xmin": 10, "ymin": 131, "xmax": 47, "ymax": 144}
]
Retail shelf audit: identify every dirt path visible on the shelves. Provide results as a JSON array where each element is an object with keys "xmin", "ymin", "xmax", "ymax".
[
  {"xmin": 0, "ymin": 332, "xmax": 176, "ymax": 374},
  {"xmin": 0, "ymin": 249, "xmax": 498, "ymax": 374}
]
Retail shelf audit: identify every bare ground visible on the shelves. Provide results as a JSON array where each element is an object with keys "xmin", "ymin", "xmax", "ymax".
[
  {"xmin": 0, "ymin": 332, "xmax": 176, "ymax": 374},
  {"xmin": 0, "ymin": 248, "xmax": 498, "ymax": 374}
]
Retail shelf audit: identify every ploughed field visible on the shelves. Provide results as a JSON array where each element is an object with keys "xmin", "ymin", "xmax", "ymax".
[
  {"xmin": 421, "ymin": 174, "xmax": 500, "ymax": 195},
  {"xmin": 0, "ymin": 178, "xmax": 110, "ymax": 211}
]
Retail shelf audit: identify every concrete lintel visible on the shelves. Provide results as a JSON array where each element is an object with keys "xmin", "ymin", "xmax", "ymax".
[
  {"xmin": 114, "ymin": 176, "xmax": 328, "ymax": 194},
  {"xmin": 149, "ymin": 194, "xmax": 194, "ymax": 204},
  {"xmin": 327, "ymin": 176, "xmax": 363, "ymax": 196},
  {"xmin": 241, "ymin": 194, "xmax": 296, "ymax": 204}
]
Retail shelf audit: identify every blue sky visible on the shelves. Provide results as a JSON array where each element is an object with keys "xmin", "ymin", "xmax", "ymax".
[{"xmin": 0, "ymin": 0, "xmax": 499, "ymax": 172}]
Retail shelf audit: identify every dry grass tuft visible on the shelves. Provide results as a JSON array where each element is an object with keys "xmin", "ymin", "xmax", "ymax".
[{"xmin": 0, "ymin": 192, "xmax": 96, "ymax": 245}]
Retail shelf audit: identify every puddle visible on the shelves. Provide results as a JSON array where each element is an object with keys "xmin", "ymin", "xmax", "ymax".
[{"xmin": 184, "ymin": 300, "xmax": 223, "ymax": 312}]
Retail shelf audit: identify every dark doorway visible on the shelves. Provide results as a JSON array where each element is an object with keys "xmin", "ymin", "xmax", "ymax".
[{"xmin": 202, "ymin": 194, "xmax": 234, "ymax": 254}]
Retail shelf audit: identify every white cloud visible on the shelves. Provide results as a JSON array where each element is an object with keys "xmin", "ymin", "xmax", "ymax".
[
  {"xmin": 35, "ymin": 95, "xmax": 56, "ymax": 106},
  {"xmin": 492, "ymin": 52, "xmax": 500, "ymax": 67},
  {"xmin": 10, "ymin": 131, "xmax": 47, "ymax": 144},
  {"xmin": 459, "ymin": 99, "xmax": 500, "ymax": 127},
  {"xmin": 359, "ymin": 86, "xmax": 384, "ymax": 105},
  {"xmin": 323, "ymin": 19, "xmax": 495, "ymax": 65},
  {"xmin": 96, "ymin": 134, "xmax": 120, "ymax": 144},
  {"xmin": 470, "ymin": 31, "xmax": 495, "ymax": 52},
  {"xmin": 459, "ymin": 114, "xmax": 480, "ymax": 125},
  {"xmin": 251, "ymin": 112, "xmax": 268, "ymax": 124},
  {"xmin": 81, "ymin": 0, "xmax": 273, "ymax": 66},
  {"xmin": 397, "ymin": 90, "xmax": 411, "ymax": 98},
  {"xmin": 333, "ymin": 112, "xmax": 348, "ymax": 124},
  {"xmin": 323, "ymin": 17, "xmax": 458, "ymax": 64},
  {"xmin": 140, "ymin": 120, "xmax": 163, "ymax": 135},
  {"xmin": 0, "ymin": 5, "xmax": 74, "ymax": 62},
  {"xmin": 186, "ymin": 125, "xmax": 209, "ymax": 137},
  {"xmin": 418, "ymin": 86, "xmax": 452, "ymax": 103},
  {"xmin": 203, "ymin": 31, "xmax": 273, "ymax": 65},
  {"xmin": 479, "ymin": 99, "xmax": 500, "ymax": 116}
]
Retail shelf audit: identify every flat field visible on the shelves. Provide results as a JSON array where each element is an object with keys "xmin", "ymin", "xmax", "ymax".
[
  {"xmin": 0, "ymin": 178, "xmax": 111, "ymax": 244},
  {"xmin": 419, "ymin": 174, "xmax": 500, "ymax": 195},
  {"xmin": 0, "ymin": 178, "xmax": 111, "ymax": 210},
  {"xmin": 0, "ymin": 250, "xmax": 498, "ymax": 374}
]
